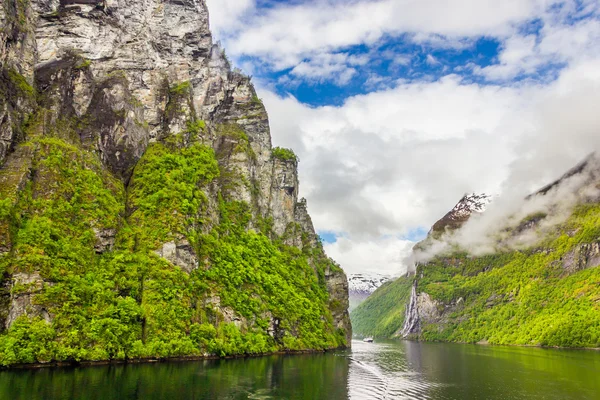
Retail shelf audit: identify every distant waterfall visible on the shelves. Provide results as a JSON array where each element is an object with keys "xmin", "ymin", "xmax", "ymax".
[{"xmin": 400, "ymin": 282, "xmax": 419, "ymax": 337}]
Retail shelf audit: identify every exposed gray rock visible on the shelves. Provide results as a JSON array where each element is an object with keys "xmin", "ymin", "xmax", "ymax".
[
  {"xmin": 93, "ymin": 228, "xmax": 116, "ymax": 253},
  {"xmin": 6, "ymin": 272, "xmax": 51, "ymax": 328},
  {"xmin": 562, "ymin": 242, "xmax": 600, "ymax": 273},
  {"xmin": 270, "ymin": 159, "xmax": 299, "ymax": 236},
  {"xmin": 0, "ymin": 278, "xmax": 10, "ymax": 332},
  {"xmin": 154, "ymin": 237, "xmax": 198, "ymax": 273},
  {"xmin": 416, "ymin": 292, "xmax": 442, "ymax": 323},
  {"xmin": 0, "ymin": 0, "xmax": 38, "ymax": 166},
  {"xmin": 325, "ymin": 264, "xmax": 352, "ymax": 345},
  {"xmin": 203, "ymin": 294, "xmax": 245, "ymax": 329},
  {"xmin": 399, "ymin": 284, "xmax": 466, "ymax": 338}
]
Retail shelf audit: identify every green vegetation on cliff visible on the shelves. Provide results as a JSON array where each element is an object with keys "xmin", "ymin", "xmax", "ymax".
[
  {"xmin": 351, "ymin": 276, "xmax": 413, "ymax": 338},
  {"xmin": 416, "ymin": 203, "xmax": 600, "ymax": 347},
  {"xmin": 0, "ymin": 135, "xmax": 346, "ymax": 366},
  {"xmin": 352, "ymin": 203, "xmax": 600, "ymax": 348},
  {"xmin": 271, "ymin": 147, "xmax": 298, "ymax": 163}
]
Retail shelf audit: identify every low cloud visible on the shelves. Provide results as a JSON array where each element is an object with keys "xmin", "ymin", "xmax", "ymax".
[{"xmin": 413, "ymin": 157, "xmax": 600, "ymax": 266}]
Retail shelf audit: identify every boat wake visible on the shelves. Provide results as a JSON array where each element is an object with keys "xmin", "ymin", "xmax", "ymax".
[{"xmin": 348, "ymin": 343, "xmax": 442, "ymax": 400}]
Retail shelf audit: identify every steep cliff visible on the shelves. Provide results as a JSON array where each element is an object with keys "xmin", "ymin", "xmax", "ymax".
[
  {"xmin": 352, "ymin": 157, "xmax": 600, "ymax": 346},
  {"xmin": 0, "ymin": 0, "xmax": 350, "ymax": 366}
]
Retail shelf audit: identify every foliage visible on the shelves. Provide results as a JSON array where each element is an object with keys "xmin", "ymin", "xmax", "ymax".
[
  {"xmin": 271, "ymin": 147, "xmax": 298, "ymax": 162},
  {"xmin": 8, "ymin": 68, "xmax": 35, "ymax": 99},
  {"xmin": 251, "ymin": 94, "xmax": 263, "ymax": 106},
  {"xmin": 184, "ymin": 120, "xmax": 206, "ymax": 136},
  {"xmin": 0, "ymin": 134, "xmax": 344, "ymax": 366},
  {"xmin": 350, "ymin": 276, "xmax": 413, "ymax": 338},
  {"xmin": 169, "ymin": 81, "xmax": 191, "ymax": 96},
  {"xmin": 217, "ymin": 124, "xmax": 254, "ymax": 156},
  {"xmin": 127, "ymin": 142, "xmax": 219, "ymax": 249},
  {"xmin": 75, "ymin": 58, "xmax": 92, "ymax": 70},
  {"xmin": 362, "ymin": 203, "xmax": 600, "ymax": 348},
  {"xmin": 192, "ymin": 199, "xmax": 344, "ymax": 352}
]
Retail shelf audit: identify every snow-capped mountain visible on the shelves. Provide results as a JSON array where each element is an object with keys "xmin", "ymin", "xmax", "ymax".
[
  {"xmin": 348, "ymin": 273, "xmax": 391, "ymax": 294},
  {"xmin": 348, "ymin": 273, "xmax": 391, "ymax": 311},
  {"xmin": 429, "ymin": 193, "xmax": 492, "ymax": 235},
  {"xmin": 449, "ymin": 193, "xmax": 492, "ymax": 218}
]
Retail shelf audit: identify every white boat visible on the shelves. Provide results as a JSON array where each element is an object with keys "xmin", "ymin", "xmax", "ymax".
[{"xmin": 363, "ymin": 337, "xmax": 374, "ymax": 343}]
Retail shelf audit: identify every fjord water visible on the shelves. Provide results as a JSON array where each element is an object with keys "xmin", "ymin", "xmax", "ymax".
[{"xmin": 1, "ymin": 340, "xmax": 599, "ymax": 400}]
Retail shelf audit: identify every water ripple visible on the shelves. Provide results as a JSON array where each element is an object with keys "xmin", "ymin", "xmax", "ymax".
[{"xmin": 348, "ymin": 341, "xmax": 443, "ymax": 400}]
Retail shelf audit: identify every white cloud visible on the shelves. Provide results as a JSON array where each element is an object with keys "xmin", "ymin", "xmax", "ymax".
[
  {"xmin": 261, "ymin": 58, "xmax": 600, "ymax": 274},
  {"xmin": 324, "ymin": 236, "xmax": 415, "ymax": 276},
  {"xmin": 207, "ymin": 0, "xmax": 599, "ymax": 85},
  {"xmin": 222, "ymin": 0, "xmax": 548, "ymax": 70},
  {"xmin": 426, "ymin": 54, "xmax": 440, "ymax": 66},
  {"xmin": 205, "ymin": 0, "xmax": 600, "ymax": 275},
  {"xmin": 476, "ymin": 13, "xmax": 600, "ymax": 81},
  {"xmin": 391, "ymin": 54, "xmax": 412, "ymax": 66},
  {"xmin": 205, "ymin": 0, "xmax": 255, "ymax": 37},
  {"xmin": 289, "ymin": 52, "xmax": 369, "ymax": 85}
]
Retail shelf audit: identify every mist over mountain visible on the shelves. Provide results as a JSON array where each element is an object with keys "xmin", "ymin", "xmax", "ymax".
[{"xmin": 352, "ymin": 153, "xmax": 600, "ymax": 347}]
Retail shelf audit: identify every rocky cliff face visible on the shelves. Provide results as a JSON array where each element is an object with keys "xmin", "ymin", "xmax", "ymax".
[{"xmin": 0, "ymin": 0, "xmax": 350, "ymax": 364}]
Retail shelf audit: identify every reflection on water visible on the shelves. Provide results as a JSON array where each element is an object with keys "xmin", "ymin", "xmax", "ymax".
[
  {"xmin": 1, "ymin": 340, "xmax": 599, "ymax": 399},
  {"xmin": 348, "ymin": 340, "xmax": 600, "ymax": 400}
]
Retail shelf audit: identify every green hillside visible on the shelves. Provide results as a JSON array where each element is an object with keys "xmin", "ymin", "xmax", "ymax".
[
  {"xmin": 352, "ymin": 202, "xmax": 600, "ymax": 347},
  {"xmin": 351, "ymin": 276, "xmax": 413, "ymax": 338},
  {"xmin": 0, "ymin": 136, "xmax": 347, "ymax": 366}
]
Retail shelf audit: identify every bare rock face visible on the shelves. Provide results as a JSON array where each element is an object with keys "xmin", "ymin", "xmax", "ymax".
[
  {"xmin": 6, "ymin": 272, "xmax": 51, "ymax": 328},
  {"xmin": 325, "ymin": 265, "xmax": 352, "ymax": 344},
  {"xmin": 154, "ymin": 238, "xmax": 198, "ymax": 274},
  {"xmin": 271, "ymin": 159, "xmax": 299, "ymax": 237},
  {"xmin": 399, "ymin": 283, "xmax": 465, "ymax": 338},
  {"xmin": 429, "ymin": 193, "xmax": 491, "ymax": 236},
  {"xmin": 0, "ymin": 0, "xmax": 37, "ymax": 166},
  {"xmin": 563, "ymin": 242, "xmax": 600, "ymax": 273},
  {"xmin": 290, "ymin": 198, "xmax": 320, "ymax": 249},
  {"xmin": 93, "ymin": 228, "xmax": 116, "ymax": 253}
]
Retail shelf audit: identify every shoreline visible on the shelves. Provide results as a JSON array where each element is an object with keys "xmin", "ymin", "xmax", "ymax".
[
  {"xmin": 1, "ymin": 346, "xmax": 350, "ymax": 371},
  {"xmin": 354, "ymin": 337, "xmax": 600, "ymax": 351}
]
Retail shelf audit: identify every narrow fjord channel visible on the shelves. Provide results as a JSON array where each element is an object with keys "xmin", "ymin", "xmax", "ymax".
[{"xmin": 2, "ymin": 340, "xmax": 599, "ymax": 399}]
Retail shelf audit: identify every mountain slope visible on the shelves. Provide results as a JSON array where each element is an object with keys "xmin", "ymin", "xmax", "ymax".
[
  {"xmin": 350, "ymin": 276, "xmax": 413, "ymax": 338},
  {"xmin": 353, "ymin": 158, "xmax": 600, "ymax": 346},
  {"xmin": 0, "ymin": 0, "xmax": 350, "ymax": 366}
]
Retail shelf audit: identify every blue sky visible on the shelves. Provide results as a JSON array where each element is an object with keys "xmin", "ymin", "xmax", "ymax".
[
  {"xmin": 242, "ymin": 37, "xmax": 505, "ymax": 107},
  {"xmin": 206, "ymin": 0, "xmax": 600, "ymax": 275}
]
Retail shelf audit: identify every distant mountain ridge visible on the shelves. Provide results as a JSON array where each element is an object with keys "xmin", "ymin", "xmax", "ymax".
[{"xmin": 348, "ymin": 273, "xmax": 390, "ymax": 311}]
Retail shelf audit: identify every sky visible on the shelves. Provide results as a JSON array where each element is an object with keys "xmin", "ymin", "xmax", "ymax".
[{"xmin": 205, "ymin": 0, "xmax": 600, "ymax": 276}]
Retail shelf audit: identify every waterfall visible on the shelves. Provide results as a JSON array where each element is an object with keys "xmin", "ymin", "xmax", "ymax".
[{"xmin": 400, "ymin": 282, "xmax": 419, "ymax": 337}]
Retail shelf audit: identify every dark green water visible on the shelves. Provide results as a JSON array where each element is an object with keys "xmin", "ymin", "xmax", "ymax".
[{"xmin": 1, "ymin": 340, "xmax": 599, "ymax": 399}]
